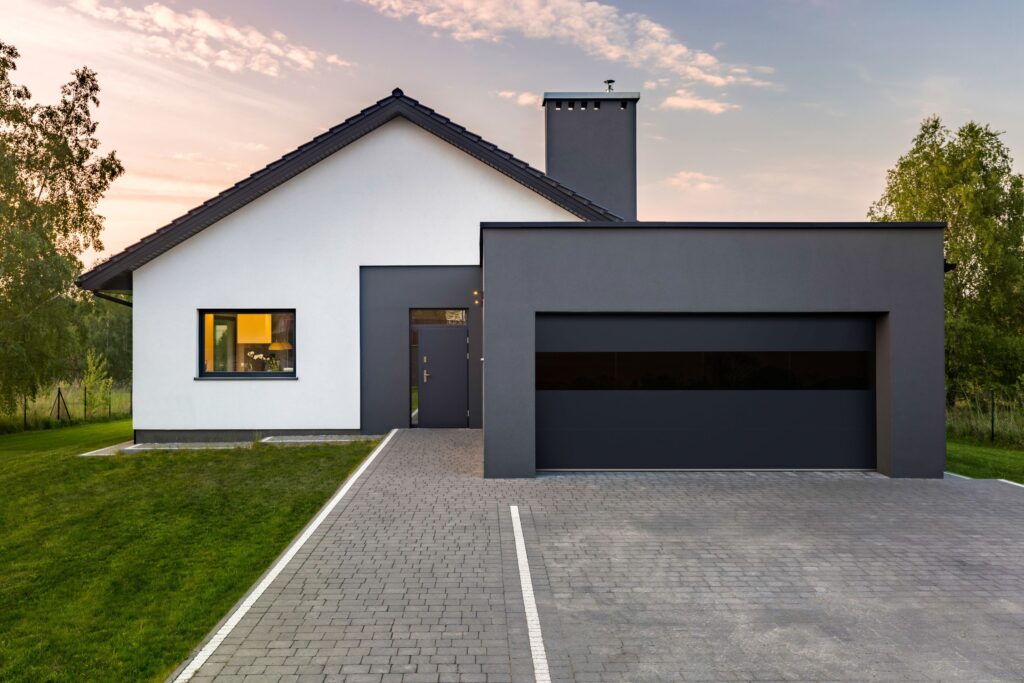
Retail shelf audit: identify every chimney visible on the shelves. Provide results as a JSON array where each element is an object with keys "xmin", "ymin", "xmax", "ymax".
[{"xmin": 543, "ymin": 83, "xmax": 639, "ymax": 220}]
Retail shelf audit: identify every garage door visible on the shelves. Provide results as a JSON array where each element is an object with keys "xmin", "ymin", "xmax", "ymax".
[{"xmin": 536, "ymin": 314, "xmax": 876, "ymax": 470}]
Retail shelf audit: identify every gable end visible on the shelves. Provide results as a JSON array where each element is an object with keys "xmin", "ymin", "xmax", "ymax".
[{"xmin": 78, "ymin": 90, "xmax": 620, "ymax": 292}]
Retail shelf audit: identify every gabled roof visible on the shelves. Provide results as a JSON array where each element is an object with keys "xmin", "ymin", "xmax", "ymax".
[{"xmin": 78, "ymin": 88, "xmax": 621, "ymax": 292}]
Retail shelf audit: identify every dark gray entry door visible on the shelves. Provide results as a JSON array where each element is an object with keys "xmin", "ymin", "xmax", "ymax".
[{"xmin": 417, "ymin": 326, "xmax": 469, "ymax": 427}]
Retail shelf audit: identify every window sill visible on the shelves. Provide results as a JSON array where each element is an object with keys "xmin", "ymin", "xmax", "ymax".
[{"xmin": 194, "ymin": 376, "xmax": 298, "ymax": 381}]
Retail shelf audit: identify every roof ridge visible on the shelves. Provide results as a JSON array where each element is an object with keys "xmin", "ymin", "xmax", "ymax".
[{"xmin": 78, "ymin": 90, "xmax": 620, "ymax": 291}]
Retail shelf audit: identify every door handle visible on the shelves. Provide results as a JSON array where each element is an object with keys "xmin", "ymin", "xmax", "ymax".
[{"xmin": 423, "ymin": 369, "xmax": 431, "ymax": 384}]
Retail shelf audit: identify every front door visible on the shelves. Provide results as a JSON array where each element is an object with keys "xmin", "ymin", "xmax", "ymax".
[{"xmin": 416, "ymin": 325, "xmax": 469, "ymax": 427}]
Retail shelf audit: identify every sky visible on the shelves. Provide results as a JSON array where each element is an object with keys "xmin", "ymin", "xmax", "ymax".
[{"xmin": 6, "ymin": 0, "xmax": 1024, "ymax": 266}]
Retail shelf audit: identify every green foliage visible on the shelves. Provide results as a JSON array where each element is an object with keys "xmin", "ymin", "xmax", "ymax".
[
  {"xmin": 947, "ymin": 387, "xmax": 1024, "ymax": 448},
  {"xmin": 0, "ymin": 41, "xmax": 124, "ymax": 414},
  {"xmin": 76, "ymin": 297, "xmax": 131, "ymax": 381},
  {"xmin": 0, "ymin": 380, "xmax": 132, "ymax": 434},
  {"xmin": 80, "ymin": 349, "xmax": 113, "ymax": 419},
  {"xmin": 870, "ymin": 115, "xmax": 1024, "ymax": 396},
  {"xmin": 0, "ymin": 422, "xmax": 378, "ymax": 681}
]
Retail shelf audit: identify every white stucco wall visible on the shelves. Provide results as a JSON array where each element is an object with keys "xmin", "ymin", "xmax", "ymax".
[{"xmin": 133, "ymin": 118, "xmax": 576, "ymax": 431}]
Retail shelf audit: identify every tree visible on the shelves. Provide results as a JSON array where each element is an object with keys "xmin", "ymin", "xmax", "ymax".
[
  {"xmin": 76, "ymin": 297, "xmax": 131, "ymax": 382},
  {"xmin": 81, "ymin": 348, "xmax": 113, "ymax": 419},
  {"xmin": 0, "ymin": 42, "xmax": 124, "ymax": 414},
  {"xmin": 869, "ymin": 116, "xmax": 1024, "ymax": 399}
]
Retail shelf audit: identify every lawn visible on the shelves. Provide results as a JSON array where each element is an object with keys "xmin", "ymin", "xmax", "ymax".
[
  {"xmin": 0, "ymin": 420, "xmax": 378, "ymax": 682},
  {"xmin": 946, "ymin": 440, "xmax": 1024, "ymax": 483}
]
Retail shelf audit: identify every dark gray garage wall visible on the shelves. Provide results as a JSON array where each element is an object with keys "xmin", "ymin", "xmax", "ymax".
[
  {"xmin": 360, "ymin": 266, "xmax": 482, "ymax": 434},
  {"xmin": 481, "ymin": 224, "xmax": 945, "ymax": 478}
]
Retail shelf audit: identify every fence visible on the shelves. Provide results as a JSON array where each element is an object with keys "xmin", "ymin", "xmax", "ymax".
[
  {"xmin": 947, "ymin": 388, "xmax": 1024, "ymax": 448},
  {"xmin": 1, "ymin": 381, "xmax": 132, "ymax": 434}
]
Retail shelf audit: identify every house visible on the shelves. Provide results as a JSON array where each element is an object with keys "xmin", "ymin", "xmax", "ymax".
[{"xmin": 77, "ymin": 87, "xmax": 946, "ymax": 478}]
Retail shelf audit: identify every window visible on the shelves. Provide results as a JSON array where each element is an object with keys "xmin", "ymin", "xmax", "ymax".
[
  {"xmin": 410, "ymin": 309, "xmax": 466, "ymax": 326},
  {"xmin": 199, "ymin": 310, "xmax": 296, "ymax": 377},
  {"xmin": 536, "ymin": 351, "xmax": 871, "ymax": 390}
]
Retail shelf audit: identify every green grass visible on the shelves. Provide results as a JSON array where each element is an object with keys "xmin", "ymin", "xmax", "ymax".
[
  {"xmin": 0, "ymin": 382, "xmax": 132, "ymax": 434},
  {"xmin": 947, "ymin": 440, "xmax": 1024, "ymax": 483},
  {"xmin": 0, "ymin": 421, "xmax": 378, "ymax": 682}
]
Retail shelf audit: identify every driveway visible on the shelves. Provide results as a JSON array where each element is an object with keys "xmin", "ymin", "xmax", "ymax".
[{"xmin": 182, "ymin": 430, "xmax": 1024, "ymax": 682}]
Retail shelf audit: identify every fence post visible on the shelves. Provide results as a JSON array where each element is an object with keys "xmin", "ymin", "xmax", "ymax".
[
  {"xmin": 990, "ymin": 388, "xmax": 996, "ymax": 443},
  {"xmin": 84, "ymin": 384, "xmax": 88, "ymax": 420},
  {"xmin": 23, "ymin": 396, "xmax": 27, "ymax": 430}
]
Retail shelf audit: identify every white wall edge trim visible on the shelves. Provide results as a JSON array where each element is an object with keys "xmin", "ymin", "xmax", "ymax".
[
  {"xmin": 509, "ymin": 505, "xmax": 551, "ymax": 683},
  {"xmin": 998, "ymin": 478, "xmax": 1024, "ymax": 489},
  {"xmin": 172, "ymin": 429, "xmax": 399, "ymax": 682}
]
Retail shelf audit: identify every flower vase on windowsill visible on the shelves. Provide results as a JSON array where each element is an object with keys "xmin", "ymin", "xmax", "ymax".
[{"xmin": 247, "ymin": 351, "xmax": 281, "ymax": 372}]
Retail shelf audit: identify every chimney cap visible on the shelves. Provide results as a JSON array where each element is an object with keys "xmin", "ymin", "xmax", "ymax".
[{"xmin": 542, "ymin": 91, "xmax": 640, "ymax": 103}]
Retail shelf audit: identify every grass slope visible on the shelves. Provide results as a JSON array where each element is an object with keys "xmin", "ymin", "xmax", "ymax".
[
  {"xmin": 0, "ymin": 421, "xmax": 377, "ymax": 682},
  {"xmin": 947, "ymin": 440, "xmax": 1024, "ymax": 483}
]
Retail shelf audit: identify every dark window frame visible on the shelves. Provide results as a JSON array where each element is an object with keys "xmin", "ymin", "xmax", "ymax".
[{"xmin": 197, "ymin": 308, "xmax": 297, "ymax": 380}]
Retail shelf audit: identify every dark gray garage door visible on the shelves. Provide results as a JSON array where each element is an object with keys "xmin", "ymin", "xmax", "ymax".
[{"xmin": 536, "ymin": 314, "xmax": 876, "ymax": 470}]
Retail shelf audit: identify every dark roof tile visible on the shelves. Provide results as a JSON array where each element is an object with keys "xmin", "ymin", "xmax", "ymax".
[{"xmin": 78, "ymin": 90, "xmax": 620, "ymax": 291}]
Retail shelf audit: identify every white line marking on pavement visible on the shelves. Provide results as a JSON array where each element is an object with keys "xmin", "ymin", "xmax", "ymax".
[
  {"xmin": 945, "ymin": 471, "xmax": 971, "ymax": 479},
  {"xmin": 998, "ymin": 478, "xmax": 1024, "ymax": 489},
  {"xmin": 509, "ymin": 505, "xmax": 551, "ymax": 683},
  {"xmin": 173, "ymin": 429, "xmax": 398, "ymax": 682}
]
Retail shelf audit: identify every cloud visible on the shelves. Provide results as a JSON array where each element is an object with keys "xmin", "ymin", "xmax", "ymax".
[
  {"xmin": 357, "ymin": 0, "xmax": 771, "ymax": 89},
  {"xmin": 111, "ymin": 172, "xmax": 229, "ymax": 201},
  {"xmin": 643, "ymin": 78, "xmax": 670, "ymax": 90},
  {"xmin": 497, "ymin": 90, "xmax": 542, "ymax": 107},
  {"xmin": 67, "ymin": 0, "xmax": 352, "ymax": 77},
  {"xmin": 233, "ymin": 141, "xmax": 270, "ymax": 152},
  {"xmin": 659, "ymin": 88, "xmax": 739, "ymax": 114},
  {"xmin": 171, "ymin": 151, "xmax": 241, "ymax": 170},
  {"xmin": 666, "ymin": 171, "xmax": 723, "ymax": 192}
]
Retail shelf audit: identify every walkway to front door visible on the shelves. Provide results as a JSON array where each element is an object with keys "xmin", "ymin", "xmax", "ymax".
[{"xmin": 178, "ymin": 431, "xmax": 1024, "ymax": 682}]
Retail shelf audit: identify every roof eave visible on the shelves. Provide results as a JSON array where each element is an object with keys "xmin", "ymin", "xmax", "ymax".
[{"xmin": 76, "ymin": 91, "xmax": 620, "ymax": 293}]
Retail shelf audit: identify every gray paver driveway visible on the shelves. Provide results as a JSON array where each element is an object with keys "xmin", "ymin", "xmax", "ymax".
[{"xmin": 186, "ymin": 430, "xmax": 1024, "ymax": 682}]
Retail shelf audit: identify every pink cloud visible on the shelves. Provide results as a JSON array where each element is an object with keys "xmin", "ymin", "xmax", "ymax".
[
  {"xmin": 666, "ymin": 171, "xmax": 724, "ymax": 192},
  {"xmin": 659, "ymin": 88, "xmax": 739, "ymax": 114},
  {"xmin": 358, "ymin": 0, "xmax": 772, "ymax": 89},
  {"xmin": 497, "ymin": 90, "xmax": 542, "ymax": 107},
  {"xmin": 68, "ymin": 0, "xmax": 352, "ymax": 77}
]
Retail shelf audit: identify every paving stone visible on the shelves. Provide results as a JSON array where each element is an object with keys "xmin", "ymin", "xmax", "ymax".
[{"xmin": 187, "ymin": 430, "xmax": 1024, "ymax": 681}]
